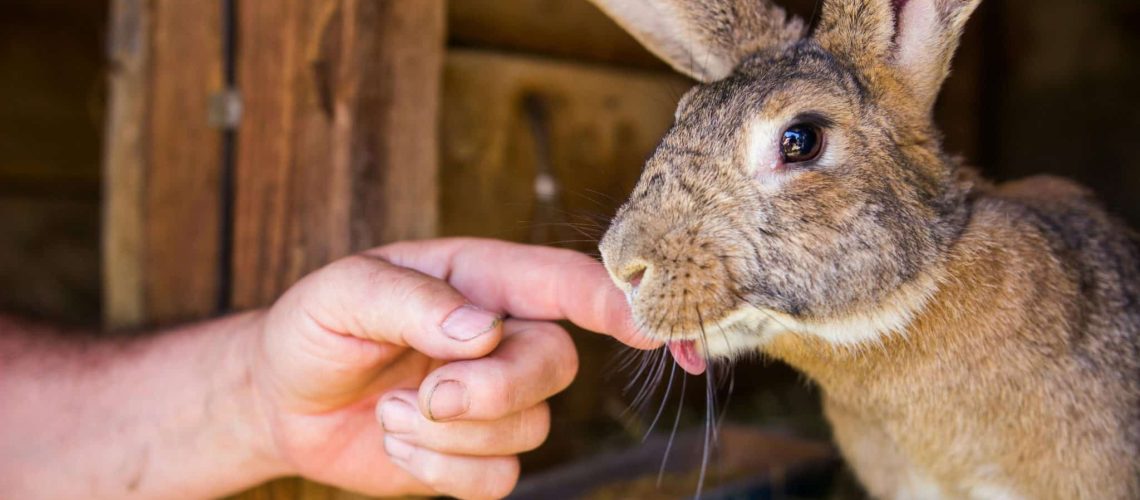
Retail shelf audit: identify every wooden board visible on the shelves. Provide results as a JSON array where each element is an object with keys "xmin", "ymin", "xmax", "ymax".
[
  {"xmin": 102, "ymin": 0, "xmax": 224, "ymax": 328},
  {"xmin": 440, "ymin": 48, "xmax": 691, "ymax": 471},
  {"xmin": 441, "ymin": 49, "xmax": 691, "ymax": 244},
  {"xmin": 231, "ymin": 0, "xmax": 443, "ymax": 310},
  {"xmin": 448, "ymin": 0, "xmax": 665, "ymax": 70},
  {"xmin": 228, "ymin": 0, "xmax": 444, "ymax": 497}
]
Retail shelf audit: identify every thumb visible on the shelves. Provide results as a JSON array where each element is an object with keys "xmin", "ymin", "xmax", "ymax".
[{"xmin": 291, "ymin": 254, "xmax": 504, "ymax": 361}]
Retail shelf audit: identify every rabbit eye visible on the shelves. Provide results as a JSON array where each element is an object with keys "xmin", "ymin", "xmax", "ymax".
[{"xmin": 780, "ymin": 124, "xmax": 823, "ymax": 163}]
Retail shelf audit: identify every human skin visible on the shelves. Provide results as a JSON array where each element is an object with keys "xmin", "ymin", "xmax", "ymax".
[{"xmin": 0, "ymin": 238, "xmax": 655, "ymax": 499}]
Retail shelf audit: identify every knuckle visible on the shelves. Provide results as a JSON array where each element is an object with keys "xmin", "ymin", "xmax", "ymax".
[
  {"xmin": 485, "ymin": 365, "xmax": 516, "ymax": 417},
  {"xmin": 334, "ymin": 253, "xmax": 383, "ymax": 279},
  {"xmin": 442, "ymin": 363, "xmax": 513, "ymax": 419}
]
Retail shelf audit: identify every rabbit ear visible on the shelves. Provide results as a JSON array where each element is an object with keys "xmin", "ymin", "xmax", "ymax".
[
  {"xmin": 816, "ymin": 0, "xmax": 982, "ymax": 111},
  {"xmin": 587, "ymin": 0, "xmax": 806, "ymax": 82},
  {"xmin": 893, "ymin": 0, "xmax": 982, "ymax": 108}
]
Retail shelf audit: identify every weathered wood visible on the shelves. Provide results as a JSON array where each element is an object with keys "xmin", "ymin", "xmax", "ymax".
[
  {"xmin": 231, "ymin": 0, "xmax": 443, "ymax": 310},
  {"xmin": 448, "ymin": 0, "xmax": 829, "ymax": 73},
  {"xmin": 441, "ymin": 49, "xmax": 690, "ymax": 244},
  {"xmin": 102, "ymin": 0, "xmax": 150, "ymax": 328},
  {"xmin": 229, "ymin": 0, "xmax": 444, "ymax": 496},
  {"xmin": 145, "ymin": 0, "xmax": 226, "ymax": 323},
  {"xmin": 102, "ymin": 0, "xmax": 224, "ymax": 328},
  {"xmin": 448, "ymin": 0, "xmax": 665, "ymax": 70},
  {"xmin": 440, "ymin": 48, "xmax": 690, "ymax": 470}
]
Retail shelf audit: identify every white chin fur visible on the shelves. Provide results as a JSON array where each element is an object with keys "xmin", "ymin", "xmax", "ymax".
[{"xmin": 683, "ymin": 272, "xmax": 941, "ymax": 361}]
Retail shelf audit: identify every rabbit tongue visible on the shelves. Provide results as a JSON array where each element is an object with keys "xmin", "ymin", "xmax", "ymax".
[{"xmin": 668, "ymin": 340, "xmax": 707, "ymax": 375}]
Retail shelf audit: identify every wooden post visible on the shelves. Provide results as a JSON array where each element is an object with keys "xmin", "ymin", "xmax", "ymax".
[{"xmin": 103, "ymin": 0, "xmax": 225, "ymax": 328}]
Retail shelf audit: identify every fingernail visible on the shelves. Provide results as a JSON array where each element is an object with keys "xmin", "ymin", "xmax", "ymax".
[
  {"xmin": 441, "ymin": 305, "xmax": 501, "ymax": 341},
  {"xmin": 384, "ymin": 435, "xmax": 414, "ymax": 463},
  {"xmin": 427, "ymin": 379, "xmax": 468, "ymax": 421},
  {"xmin": 379, "ymin": 398, "xmax": 416, "ymax": 434}
]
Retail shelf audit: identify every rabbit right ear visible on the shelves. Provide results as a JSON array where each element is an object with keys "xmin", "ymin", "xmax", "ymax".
[
  {"xmin": 587, "ymin": 0, "xmax": 806, "ymax": 82},
  {"xmin": 815, "ymin": 0, "xmax": 983, "ymax": 111}
]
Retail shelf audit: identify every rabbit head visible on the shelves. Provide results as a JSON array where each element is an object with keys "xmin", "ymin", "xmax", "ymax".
[{"xmin": 596, "ymin": 0, "xmax": 982, "ymax": 371}]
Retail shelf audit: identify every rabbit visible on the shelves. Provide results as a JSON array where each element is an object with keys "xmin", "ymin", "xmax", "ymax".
[{"xmin": 591, "ymin": 0, "xmax": 1140, "ymax": 498}]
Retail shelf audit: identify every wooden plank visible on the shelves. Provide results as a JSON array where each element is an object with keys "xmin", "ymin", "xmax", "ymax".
[
  {"xmin": 441, "ymin": 49, "xmax": 690, "ymax": 244},
  {"xmin": 230, "ymin": 0, "xmax": 444, "ymax": 496},
  {"xmin": 102, "ymin": 0, "xmax": 224, "ymax": 328},
  {"xmin": 440, "ymin": 48, "xmax": 691, "ymax": 471},
  {"xmin": 144, "ymin": 0, "xmax": 226, "ymax": 323},
  {"xmin": 448, "ymin": 0, "xmax": 664, "ymax": 70},
  {"xmin": 102, "ymin": 0, "xmax": 151, "ymax": 328},
  {"xmin": 447, "ymin": 0, "xmax": 822, "ymax": 71},
  {"xmin": 232, "ymin": 0, "xmax": 443, "ymax": 311}
]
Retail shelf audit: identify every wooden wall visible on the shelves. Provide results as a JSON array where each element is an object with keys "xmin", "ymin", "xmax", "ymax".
[{"xmin": 102, "ymin": 1, "xmax": 444, "ymax": 498}]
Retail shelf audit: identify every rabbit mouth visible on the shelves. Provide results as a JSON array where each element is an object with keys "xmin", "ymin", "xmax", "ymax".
[{"xmin": 655, "ymin": 304, "xmax": 775, "ymax": 374}]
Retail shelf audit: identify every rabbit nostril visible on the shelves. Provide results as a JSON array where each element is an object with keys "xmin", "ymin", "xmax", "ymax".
[{"xmin": 624, "ymin": 265, "xmax": 647, "ymax": 289}]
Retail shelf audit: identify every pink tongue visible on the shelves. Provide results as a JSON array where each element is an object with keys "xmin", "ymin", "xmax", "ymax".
[{"xmin": 668, "ymin": 340, "xmax": 707, "ymax": 375}]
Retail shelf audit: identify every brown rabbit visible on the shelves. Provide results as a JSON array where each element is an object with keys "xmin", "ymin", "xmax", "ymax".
[{"xmin": 591, "ymin": 0, "xmax": 1140, "ymax": 498}]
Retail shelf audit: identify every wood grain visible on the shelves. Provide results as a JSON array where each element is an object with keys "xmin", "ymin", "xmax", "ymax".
[
  {"xmin": 144, "ymin": 0, "xmax": 225, "ymax": 323},
  {"xmin": 102, "ymin": 0, "xmax": 224, "ymax": 328},
  {"xmin": 441, "ymin": 49, "xmax": 690, "ymax": 244},
  {"xmin": 102, "ymin": 0, "xmax": 150, "ymax": 328},
  {"xmin": 448, "ymin": 0, "xmax": 665, "ymax": 70},
  {"xmin": 229, "ymin": 0, "xmax": 444, "ymax": 496},
  {"xmin": 231, "ymin": 0, "xmax": 443, "ymax": 310},
  {"xmin": 440, "ymin": 48, "xmax": 690, "ymax": 471}
]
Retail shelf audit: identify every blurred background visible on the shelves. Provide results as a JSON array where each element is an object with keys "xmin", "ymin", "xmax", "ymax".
[{"xmin": 2, "ymin": 0, "xmax": 1138, "ymax": 498}]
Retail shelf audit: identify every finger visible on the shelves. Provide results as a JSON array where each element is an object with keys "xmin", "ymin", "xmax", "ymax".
[
  {"xmin": 414, "ymin": 320, "xmax": 577, "ymax": 422},
  {"xmin": 384, "ymin": 437, "xmax": 520, "ymax": 500},
  {"xmin": 285, "ymin": 254, "xmax": 503, "ymax": 361},
  {"xmin": 379, "ymin": 390, "xmax": 550, "ymax": 456},
  {"xmin": 368, "ymin": 238, "xmax": 659, "ymax": 349}
]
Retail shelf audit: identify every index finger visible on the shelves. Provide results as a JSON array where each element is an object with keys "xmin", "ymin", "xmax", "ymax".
[{"xmin": 367, "ymin": 238, "xmax": 658, "ymax": 349}]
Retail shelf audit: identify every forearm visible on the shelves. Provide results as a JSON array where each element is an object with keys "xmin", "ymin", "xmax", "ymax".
[{"xmin": 0, "ymin": 312, "xmax": 288, "ymax": 499}]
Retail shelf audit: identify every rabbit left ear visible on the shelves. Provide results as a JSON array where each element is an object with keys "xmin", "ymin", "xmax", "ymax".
[{"xmin": 816, "ymin": 0, "xmax": 982, "ymax": 112}]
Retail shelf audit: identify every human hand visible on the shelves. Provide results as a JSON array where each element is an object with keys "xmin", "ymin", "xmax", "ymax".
[{"xmin": 246, "ymin": 238, "xmax": 651, "ymax": 499}]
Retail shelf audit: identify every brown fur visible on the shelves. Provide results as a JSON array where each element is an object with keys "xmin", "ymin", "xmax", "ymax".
[{"xmin": 592, "ymin": 0, "xmax": 1140, "ymax": 498}]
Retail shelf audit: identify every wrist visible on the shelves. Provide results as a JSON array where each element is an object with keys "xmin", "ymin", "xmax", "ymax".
[{"xmin": 226, "ymin": 309, "xmax": 296, "ymax": 481}]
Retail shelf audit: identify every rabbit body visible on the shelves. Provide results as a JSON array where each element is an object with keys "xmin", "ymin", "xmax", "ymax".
[
  {"xmin": 591, "ymin": 0, "xmax": 1140, "ymax": 498},
  {"xmin": 774, "ymin": 176, "xmax": 1140, "ymax": 499}
]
